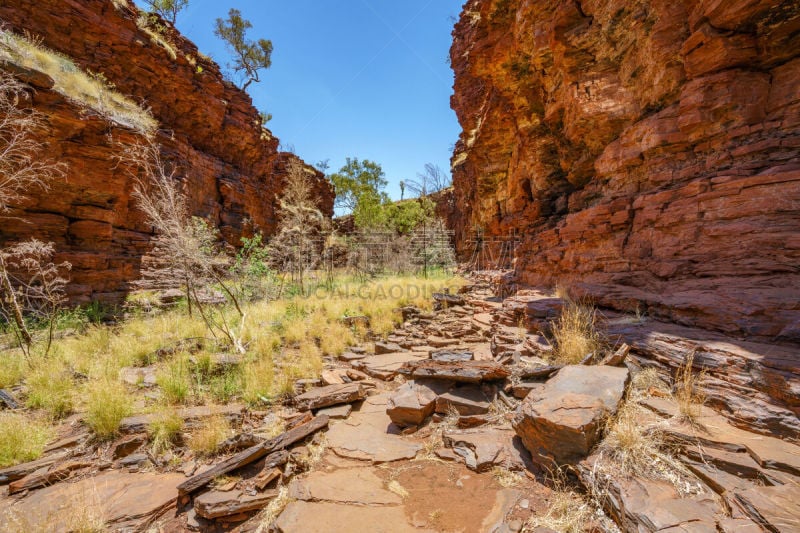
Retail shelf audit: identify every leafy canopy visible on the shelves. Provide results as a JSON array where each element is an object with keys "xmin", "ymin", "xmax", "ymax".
[
  {"xmin": 214, "ymin": 9, "xmax": 273, "ymax": 91},
  {"xmin": 329, "ymin": 158, "xmax": 388, "ymax": 213},
  {"xmin": 143, "ymin": 0, "xmax": 188, "ymax": 25}
]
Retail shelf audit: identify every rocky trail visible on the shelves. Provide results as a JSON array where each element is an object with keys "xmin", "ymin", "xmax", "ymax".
[{"xmin": 1, "ymin": 276, "xmax": 799, "ymax": 532}]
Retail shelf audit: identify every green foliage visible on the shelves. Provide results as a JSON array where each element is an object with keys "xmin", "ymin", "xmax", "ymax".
[
  {"xmin": 259, "ymin": 111, "xmax": 272, "ymax": 126},
  {"xmin": 143, "ymin": 0, "xmax": 188, "ymax": 25},
  {"xmin": 329, "ymin": 158, "xmax": 388, "ymax": 214},
  {"xmin": 384, "ymin": 197, "xmax": 435, "ymax": 234},
  {"xmin": 352, "ymin": 189, "xmax": 390, "ymax": 230},
  {"xmin": 0, "ymin": 413, "xmax": 52, "ymax": 467},
  {"xmin": 214, "ymin": 8, "xmax": 273, "ymax": 90},
  {"xmin": 233, "ymin": 233, "xmax": 274, "ymax": 300}
]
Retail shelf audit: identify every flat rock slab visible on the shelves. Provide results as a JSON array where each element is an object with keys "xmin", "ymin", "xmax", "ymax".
[
  {"xmin": 294, "ymin": 383, "xmax": 366, "ymax": 411},
  {"xmin": 316, "ymin": 404, "xmax": 353, "ymax": 419},
  {"xmin": 398, "ymin": 360, "xmax": 511, "ymax": 383},
  {"xmin": 513, "ymin": 365, "xmax": 629, "ymax": 465},
  {"xmin": 435, "ymin": 384, "xmax": 492, "ymax": 416},
  {"xmin": 0, "ymin": 471, "xmax": 184, "ymax": 531},
  {"xmin": 576, "ymin": 462, "xmax": 719, "ymax": 532},
  {"xmin": 643, "ymin": 396, "xmax": 800, "ymax": 477},
  {"xmin": 387, "ymin": 379, "xmax": 453, "ymax": 427},
  {"xmin": 431, "ymin": 350, "xmax": 474, "ymax": 362},
  {"xmin": 443, "ymin": 428, "xmax": 531, "ymax": 473},
  {"xmin": 733, "ymin": 484, "xmax": 800, "ymax": 532},
  {"xmin": 289, "ymin": 468, "xmax": 401, "ymax": 505},
  {"xmin": 374, "ymin": 341, "xmax": 404, "ymax": 354},
  {"xmin": 275, "ymin": 501, "xmax": 425, "ymax": 533},
  {"xmin": 327, "ymin": 394, "xmax": 422, "ymax": 463},
  {"xmin": 353, "ymin": 352, "xmax": 428, "ymax": 380},
  {"xmin": 338, "ymin": 351, "xmax": 366, "ymax": 362},
  {"xmin": 194, "ymin": 489, "xmax": 277, "ymax": 519}
]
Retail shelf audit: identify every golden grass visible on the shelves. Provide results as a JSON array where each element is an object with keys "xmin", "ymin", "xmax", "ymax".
[
  {"xmin": 188, "ymin": 415, "xmax": 230, "ymax": 457},
  {"xmin": 25, "ymin": 365, "xmax": 74, "ymax": 419},
  {"xmin": 631, "ymin": 367, "xmax": 669, "ymax": 397},
  {"xmin": 492, "ymin": 466, "xmax": 525, "ymax": 488},
  {"xmin": 84, "ymin": 380, "xmax": 132, "ymax": 440},
  {"xmin": 241, "ymin": 356, "xmax": 276, "ymax": 406},
  {"xmin": 8, "ymin": 273, "xmax": 463, "ymax": 455},
  {"xmin": 583, "ymin": 398, "xmax": 703, "ymax": 500},
  {"xmin": 387, "ymin": 479, "xmax": 409, "ymax": 498},
  {"xmin": 148, "ymin": 408, "xmax": 184, "ymax": 454},
  {"xmin": 674, "ymin": 350, "xmax": 706, "ymax": 423},
  {"xmin": 550, "ymin": 300, "xmax": 602, "ymax": 364},
  {"xmin": 156, "ymin": 357, "xmax": 191, "ymax": 404},
  {"xmin": 0, "ymin": 30, "xmax": 155, "ymax": 135},
  {"xmin": 256, "ymin": 486, "xmax": 293, "ymax": 531},
  {"xmin": 136, "ymin": 14, "xmax": 178, "ymax": 60},
  {"xmin": 0, "ymin": 353, "xmax": 24, "ymax": 389},
  {"xmin": 0, "ymin": 412, "xmax": 53, "ymax": 467},
  {"xmin": 526, "ymin": 483, "xmax": 595, "ymax": 533}
]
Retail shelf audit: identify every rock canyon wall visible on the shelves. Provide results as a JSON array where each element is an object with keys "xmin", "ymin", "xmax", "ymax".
[
  {"xmin": 450, "ymin": 0, "xmax": 800, "ymax": 342},
  {"xmin": 0, "ymin": 0, "xmax": 333, "ymax": 303}
]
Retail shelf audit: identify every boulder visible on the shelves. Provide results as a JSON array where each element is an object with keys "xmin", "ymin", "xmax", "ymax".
[
  {"xmin": 386, "ymin": 380, "xmax": 453, "ymax": 427},
  {"xmin": 294, "ymin": 383, "xmax": 366, "ymax": 411},
  {"xmin": 512, "ymin": 365, "xmax": 629, "ymax": 465}
]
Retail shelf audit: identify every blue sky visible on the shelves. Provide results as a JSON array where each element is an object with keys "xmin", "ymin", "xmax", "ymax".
[{"xmin": 138, "ymin": 0, "xmax": 463, "ymax": 203}]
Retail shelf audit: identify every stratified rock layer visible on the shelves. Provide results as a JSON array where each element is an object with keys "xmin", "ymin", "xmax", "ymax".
[
  {"xmin": 450, "ymin": 0, "xmax": 800, "ymax": 340},
  {"xmin": 0, "ymin": 0, "xmax": 333, "ymax": 303}
]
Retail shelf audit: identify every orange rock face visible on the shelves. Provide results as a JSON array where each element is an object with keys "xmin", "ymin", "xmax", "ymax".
[
  {"xmin": 450, "ymin": 0, "xmax": 800, "ymax": 340},
  {"xmin": 0, "ymin": 0, "xmax": 333, "ymax": 303}
]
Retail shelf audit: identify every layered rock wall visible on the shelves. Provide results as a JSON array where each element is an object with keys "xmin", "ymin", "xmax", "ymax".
[
  {"xmin": 450, "ymin": 0, "xmax": 800, "ymax": 341},
  {"xmin": 0, "ymin": 0, "xmax": 333, "ymax": 303}
]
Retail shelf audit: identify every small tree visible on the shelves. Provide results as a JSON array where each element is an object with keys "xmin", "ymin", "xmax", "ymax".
[
  {"xmin": 122, "ymin": 140, "xmax": 246, "ymax": 353},
  {"xmin": 0, "ymin": 241, "xmax": 71, "ymax": 362},
  {"xmin": 329, "ymin": 157, "xmax": 388, "ymax": 213},
  {"xmin": 214, "ymin": 8, "xmax": 273, "ymax": 90},
  {"xmin": 405, "ymin": 163, "xmax": 451, "ymax": 197},
  {"xmin": 143, "ymin": 0, "xmax": 188, "ymax": 25},
  {"xmin": 268, "ymin": 161, "xmax": 329, "ymax": 291},
  {"xmin": 0, "ymin": 73, "xmax": 68, "ymax": 362}
]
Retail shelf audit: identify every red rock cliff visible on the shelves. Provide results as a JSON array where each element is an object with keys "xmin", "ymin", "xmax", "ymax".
[
  {"xmin": 0, "ymin": 0, "xmax": 333, "ymax": 303},
  {"xmin": 450, "ymin": 0, "xmax": 800, "ymax": 340}
]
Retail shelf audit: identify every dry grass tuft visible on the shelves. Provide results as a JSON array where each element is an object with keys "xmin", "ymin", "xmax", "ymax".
[
  {"xmin": 188, "ymin": 415, "xmax": 230, "ymax": 457},
  {"xmin": 156, "ymin": 357, "xmax": 191, "ymax": 405},
  {"xmin": 25, "ymin": 365, "xmax": 74, "ymax": 419},
  {"xmin": 148, "ymin": 408, "xmax": 184, "ymax": 454},
  {"xmin": 595, "ymin": 402, "xmax": 693, "ymax": 490},
  {"xmin": 256, "ymin": 486, "xmax": 293, "ymax": 531},
  {"xmin": 550, "ymin": 300, "xmax": 602, "ymax": 364},
  {"xmin": 297, "ymin": 435, "xmax": 327, "ymax": 471},
  {"xmin": 526, "ymin": 476, "xmax": 595, "ymax": 533},
  {"xmin": 631, "ymin": 367, "xmax": 669, "ymax": 396},
  {"xmin": 136, "ymin": 14, "xmax": 178, "ymax": 60},
  {"xmin": 492, "ymin": 466, "xmax": 524, "ymax": 488},
  {"xmin": 0, "ymin": 412, "xmax": 53, "ymax": 467},
  {"xmin": 84, "ymin": 380, "xmax": 132, "ymax": 440},
  {"xmin": 674, "ymin": 350, "xmax": 706, "ymax": 423},
  {"xmin": 0, "ymin": 353, "xmax": 24, "ymax": 389},
  {"xmin": 387, "ymin": 479, "xmax": 409, "ymax": 498}
]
